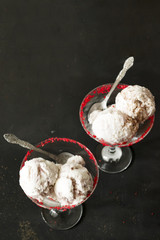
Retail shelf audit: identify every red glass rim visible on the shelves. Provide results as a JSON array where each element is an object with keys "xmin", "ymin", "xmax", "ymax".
[
  {"xmin": 20, "ymin": 137, "xmax": 99, "ymax": 211},
  {"xmin": 79, "ymin": 83, "xmax": 155, "ymax": 147}
]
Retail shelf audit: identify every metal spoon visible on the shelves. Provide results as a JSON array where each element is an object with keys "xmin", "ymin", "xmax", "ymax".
[
  {"xmin": 89, "ymin": 56, "xmax": 134, "ymax": 114},
  {"xmin": 3, "ymin": 133, "xmax": 74, "ymax": 164},
  {"xmin": 4, "ymin": 133, "xmax": 64, "ymax": 207}
]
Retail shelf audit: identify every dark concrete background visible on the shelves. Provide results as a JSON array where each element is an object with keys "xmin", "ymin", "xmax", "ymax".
[{"xmin": 0, "ymin": 0, "xmax": 160, "ymax": 239}]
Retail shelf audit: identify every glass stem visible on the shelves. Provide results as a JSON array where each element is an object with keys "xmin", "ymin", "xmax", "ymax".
[
  {"xmin": 50, "ymin": 209, "xmax": 59, "ymax": 217},
  {"xmin": 101, "ymin": 146, "xmax": 122, "ymax": 162},
  {"xmin": 108, "ymin": 146, "xmax": 116, "ymax": 154}
]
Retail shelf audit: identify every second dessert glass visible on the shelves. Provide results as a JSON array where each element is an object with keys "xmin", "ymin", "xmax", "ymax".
[
  {"xmin": 80, "ymin": 84, "xmax": 154, "ymax": 174},
  {"xmin": 20, "ymin": 137, "xmax": 99, "ymax": 230}
]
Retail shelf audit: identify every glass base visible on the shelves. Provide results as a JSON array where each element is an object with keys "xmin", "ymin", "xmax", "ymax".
[
  {"xmin": 41, "ymin": 205, "xmax": 83, "ymax": 230},
  {"xmin": 96, "ymin": 145, "xmax": 132, "ymax": 173}
]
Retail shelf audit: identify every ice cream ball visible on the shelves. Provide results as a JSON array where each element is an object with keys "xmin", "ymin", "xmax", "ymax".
[
  {"xmin": 66, "ymin": 155, "xmax": 85, "ymax": 166},
  {"xmin": 92, "ymin": 105, "xmax": 139, "ymax": 144},
  {"xmin": 54, "ymin": 156, "xmax": 93, "ymax": 205},
  {"xmin": 19, "ymin": 157, "xmax": 59, "ymax": 201},
  {"xmin": 115, "ymin": 85, "xmax": 155, "ymax": 123},
  {"xmin": 54, "ymin": 177, "xmax": 74, "ymax": 205}
]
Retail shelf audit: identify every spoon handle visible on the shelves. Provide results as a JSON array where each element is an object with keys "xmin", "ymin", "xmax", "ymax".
[
  {"xmin": 3, "ymin": 133, "xmax": 58, "ymax": 162},
  {"xmin": 102, "ymin": 56, "xmax": 134, "ymax": 108}
]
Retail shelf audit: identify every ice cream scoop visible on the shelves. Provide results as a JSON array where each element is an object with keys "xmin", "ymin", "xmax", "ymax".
[
  {"xmin": 54, "ymin": 155, "xmax": 93, "ymax": 206},
  {"xmin": 91, "ymin": 105, "xmax": 139, "ymax": 145},
  {"xmin": 115, "ymin": 85, "xmax": 155, "ymax": 123},
  {"xmin": 19, "ymin": 157, "xmax": 59, "ymax": 201}
]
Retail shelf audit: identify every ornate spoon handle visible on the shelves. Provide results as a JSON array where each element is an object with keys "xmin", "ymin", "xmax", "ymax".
[
  {"xmin": 102, "ymin": 56, "xmax": 134, "ymax": 109},
  {"xmin": 3, "ymin": 133, "xmax": 59, "ymax": 162}
]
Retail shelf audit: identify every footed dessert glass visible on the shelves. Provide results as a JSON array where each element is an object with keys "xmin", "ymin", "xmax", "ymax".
[
  {"xmin": 20, "ymin": 137, "xmax": 99, "ymax": 230},
  {"xmin": 80, "ymin": 84, "xmax": 154, "ymax": 173}
]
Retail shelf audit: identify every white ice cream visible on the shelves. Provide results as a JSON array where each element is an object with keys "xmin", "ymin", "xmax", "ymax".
[
  {"xmin": 54, "ymin": 155, "xmax": 93, "ymax": 206},
  {"xmin": 20, "ymin": 155, "xmax": 93, "ymax": 207},
  {"xmin": 19, "ymin": 157, "xmax": 59, "ymax": 201},
  {"xmin": 91, "ymin": 105, "xmax": 139, "ymax": 144},
  {"xmin": 115, "ymin": 85, "xmax": 155, "ymax": 123},
  {"xmin": 88, "ymin": 109, "xmax": 102, "ymax": 124}
]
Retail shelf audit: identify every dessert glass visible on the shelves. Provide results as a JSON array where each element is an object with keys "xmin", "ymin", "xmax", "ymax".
[
  {"xmin": 20, "ymin": 137, "xmax": 99, "ymax": 230},
  {"xmin": 80, "ymin": 84, "xmax": 154, "ymax": 173}
]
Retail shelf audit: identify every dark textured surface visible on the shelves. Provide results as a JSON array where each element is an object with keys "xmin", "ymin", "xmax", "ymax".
[{"xmin": 1, "ymin": 0, "xmax": 160, "ymax": 239}]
